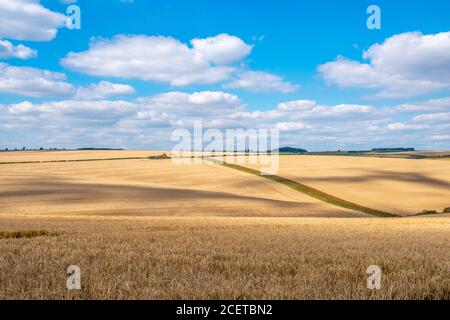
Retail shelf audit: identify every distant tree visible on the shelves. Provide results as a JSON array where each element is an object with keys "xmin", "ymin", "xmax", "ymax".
[
  {"xmin": 22, "ymin": 147, "xmax": 26, "ymax": 151},
  {"xmin": 40, "ymin": 147, "xmax": 44, "ymax": 150},
  {"xmin": 277, "ymin": 147, "xmax": 308, "ymax": 154}
]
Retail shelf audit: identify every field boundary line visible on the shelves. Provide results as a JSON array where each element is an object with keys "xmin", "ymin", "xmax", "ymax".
[
  {"xmin": 0, "ymin": 156, "xmax": 176, "ymax": 165},
  {"xmin": 203, "ymin": 157, "xmax": 398, "ymax": 218}
]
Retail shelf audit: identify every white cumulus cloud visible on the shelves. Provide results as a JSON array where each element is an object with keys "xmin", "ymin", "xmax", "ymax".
[
  {"xmin": 136, "ymin": 91, "xmax": 244, "ymax": 119},
  {"xmin": 0, "ymin": 62, "xmax": 75, "ymax": 98},
  {"xmin": 391, "ymin": 97, "xmax": 450, "ymax": 113},
  {"xmin": 61, "ymin": 34, "xmax": 252, "ymax": 86},
  {"xmin": 74, "ymin": 81, "xmax": 135, "ymax": 100},
  {"xmin": 190, "ymin": 34, "xmax": 252, "ymax": 65},
  {"xmin": 1, "ymin": 93, "xmax": 450, "ymax": 150},
  {"xmin": 0, "ymin": 0, "xmax": 66, "ymax": 41},
  {"xmin": 413, "ymin": 112, "xmax": 450, "ymax": 123},
  {"xmin": 224, "ymin": 71, "xmax": 298, "ymax": 93},
  {"xmin": 319, "ymin": 31, "xmax": 450, "ymax": 98},
  {"xmin": 0, "ymin": 40, "xmax": 37, "ymax": 59},
  {"xmin": 386, "ymin": 122, "xmax": 428, "ymax": 131}
]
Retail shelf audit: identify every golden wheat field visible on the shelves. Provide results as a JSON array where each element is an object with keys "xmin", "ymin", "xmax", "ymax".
[
  {"xmin": 0, "ymin": 150, "xmax": 449, "ymax": 300},
  {"xmin": 0, "ymin": 216, "xmax": 449, "ymax": 300},
  {"xmin": 0, "ymin": 153, "xmax": 359, "ymax": 218},
  {"xmin": 0, "ymin": 150, "xmax": 169, "ymax": 163},
  {"xmin": 239, "ymin": 155, "xmax": 450, "ymax": 216}
]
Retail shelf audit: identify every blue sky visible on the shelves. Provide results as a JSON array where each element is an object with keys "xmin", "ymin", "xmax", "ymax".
[{"xmin": 0, "ymin": 0, "xmax": 450, "ymax": 150}]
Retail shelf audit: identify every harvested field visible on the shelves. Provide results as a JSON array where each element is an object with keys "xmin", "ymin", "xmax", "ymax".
[
  {"xmin": 0, "ymin": 155, "xmax": 360, "ymax": 218},
  {"xmin": 0, "ymin": 151, "xmax": 449, "ymax": 300},
  {"xmin": 237, "ymin": 155, "xmax": 450, "ymax": 216},
  {"xmin": 0, "ymin": 150, "xmax": 169, "ymax": 163}
]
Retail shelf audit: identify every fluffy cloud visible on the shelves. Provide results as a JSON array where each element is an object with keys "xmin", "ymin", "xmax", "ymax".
[
  {"xmin": 261, "ymin": 99, "xmax": 375, "ymax": 121},
  {"xmin": 224, "ymin": 71, "xmax": 298, "ymax": 93},
  {"xmin": 74, "ymin": 81, "xmax": 135, "ymax": 100},
  {"xmin": 1, "ymin": 92, "xmax": 449, "ymax": 150},
  {"xmin": 140, "ymin": 91, "xmax": 242, "ymax": 111},
  {"xmin": 0, "ymin": 63, "xmax": 75, "ymax": 97},
  {"xmin": 191, "ymin": 34, "xmax": 252, "ymax": 65},
  {"xmin": 391, "ymin": 97, "xmax": 450, "ymax": 113},
  {"xmin": 277, "ymin": 99, "xmax": 317, "ymax": 110},
  {"xmin": 61, "ymin": 34, "xmax": 252, "ymax": 86},
  {"xmin": 0, "ymin": 40, "xmax": 37, "ymax": 59},
  {"xmin": 61, "ymin": 34, "xmax": 298, "ymax": 92},
  {"xmin": 413, "ymin": 112, "xmax": 450, "ymax": 123},
  {"xmin": 319, "ymin": 32, "xmax": 450, "ymax": 98},
  {"xmin": 0, "ymin": 0, "xmax": 66, "ymax": 41},
  {"xmin": 0, "ymin": 91, "xmax": 245, "ymax": 148},
  {"xmin": 386, "ymin": 122, "xmax": 428, "ymax": 131},
  {"xmin": 274, "ymin": 122, "xmax": 310, "ymax": 131},
  {"xmin": 0, "ymin": 65, "xmax": 135, "ymax": 99},
  {"xmin": 135, "ymin": 91, "xmax": 244, "ymax": 125},
  {"xmin": 6, "ymin": 99, "xmax": 136, "ymax": 119}
]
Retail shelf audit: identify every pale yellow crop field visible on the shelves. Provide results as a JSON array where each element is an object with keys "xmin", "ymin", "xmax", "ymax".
[
  {"xmin": 0, "ymin": 154, "xmax": 360, "ymax": 218},
  {"xmin": 0, "ymin": 150, "xmax": 169, "ymax": 163},
  {"xmin": 392, "ymin": 150, "xmax": 450, "ymax": 157},
  {"xmin": 239, "ymin": 155, "xmax": 450, "ymax": 216},
  {"xmin": 0, "ymin": 151, "xmax": 449, "ymax": 300},
  {"xmin": 0, "ymin": 215, "xmax": 448, "ymax": 300}
]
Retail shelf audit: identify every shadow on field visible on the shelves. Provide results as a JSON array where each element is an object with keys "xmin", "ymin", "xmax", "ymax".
[
  {"xmin": 0, "ymin": 177, "xmax": 358, "ymax": 217},
  {"xmin": 0, "ymin": 178, "xmax": 308, "ymax": 203},
  {"xmin": 303, "ymin": 170, "xmax": 450, "ymax": 188}
]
